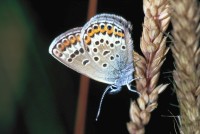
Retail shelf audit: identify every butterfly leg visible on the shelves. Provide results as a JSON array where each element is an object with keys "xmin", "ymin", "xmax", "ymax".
[{"xmin": 126, "ymin": 83, "xmax": 141, "ymax": 96}]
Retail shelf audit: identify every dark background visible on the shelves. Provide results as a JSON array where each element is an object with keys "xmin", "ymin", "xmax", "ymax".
[{"xmin": 0, "ymin": 0, "xmax": 179, "ymax": 134}]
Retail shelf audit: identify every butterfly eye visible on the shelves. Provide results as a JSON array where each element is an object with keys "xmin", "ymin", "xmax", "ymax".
[{"xmin": 87, "ymin": 27, "xmax": 94, "ymax": 37}]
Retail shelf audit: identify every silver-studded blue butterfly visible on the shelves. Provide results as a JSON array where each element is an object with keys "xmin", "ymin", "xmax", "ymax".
[{"xmin": 49, "ymin": 14, "xmax": 136, "ymax": 120}]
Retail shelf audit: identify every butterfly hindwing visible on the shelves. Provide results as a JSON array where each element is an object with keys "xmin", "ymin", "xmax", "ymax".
[{"xmin": 80, "ymin": 14, "xmax": 134, "ymax": 85}]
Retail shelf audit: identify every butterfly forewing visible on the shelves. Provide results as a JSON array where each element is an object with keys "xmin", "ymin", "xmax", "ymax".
[{"xmin": 49, "ymin": 27, "xmax": 115, "ymax": 84}]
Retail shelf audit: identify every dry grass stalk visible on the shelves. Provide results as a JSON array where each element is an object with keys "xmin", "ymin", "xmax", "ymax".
[
  {"xmin": 170, "ymin": 0, "xmax": 200, "ymax": 133},
  {"xmin": 127, "ymin": 0, "xmax": 171, "ymax": 133}
]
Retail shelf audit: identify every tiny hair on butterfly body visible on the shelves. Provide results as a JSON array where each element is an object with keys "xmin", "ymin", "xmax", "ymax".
[{"xmin": 49, "ymin": 13, "xmax": 137, "ymax": 120}]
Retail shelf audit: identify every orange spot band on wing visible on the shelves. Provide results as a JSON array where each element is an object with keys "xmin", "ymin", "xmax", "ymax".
[
  {"xmin": 84, "ymin": 35, "xmax": 91, "ymax": 45},
  {"xmin": 100, "ymin": 25, "xmax": 106, "ymax": 33},
  {"xmin": 63, "ymin": 39, "xmax": 70, "ymax": 47},
  {"xmin": 106, "ymin": 25, "xmax": 113, "ymax": 35},
  {"xmin": 93, "ymin": 25, "xmax": 100, "ymax": 33},
  {"xmin": 117, "ymin": 32, "xmax": 124, "ymax": 37},
  {"xmin": 69, "ymin": 36, "xmax": 76, "ymax": 44},
  {"xmin": 57, "ymin": 43, "xmax": 65, "ymax": 51},
  {"xmin": 87, "ymin": 28, "xmax": 94, "ymax": 37},
  {"xmin": 76, "ymin": 34, "xmax": 81, "ymax": 42}
]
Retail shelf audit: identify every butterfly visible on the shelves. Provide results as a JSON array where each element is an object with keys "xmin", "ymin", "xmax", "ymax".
[{"xmin": 49, "ymin": 14, "xmax": 136, "ymax": 120}]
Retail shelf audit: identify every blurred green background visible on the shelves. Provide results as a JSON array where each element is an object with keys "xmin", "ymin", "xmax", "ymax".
[{"xmin": 0, "ymin": 1, "xmax": 69, "ymax": 134}]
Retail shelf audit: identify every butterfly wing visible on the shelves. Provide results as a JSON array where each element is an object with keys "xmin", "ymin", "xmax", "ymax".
[
  {"xmin": 49, "ymin": 27, "xmax": 115, "ymax": 84},
  {"xmin": 49, "ymin": 14, "xmax": 134, "ymax": 86},
  {"xmin": 80, "ymin": 14, "xmax": 134, "ymax": 86}
]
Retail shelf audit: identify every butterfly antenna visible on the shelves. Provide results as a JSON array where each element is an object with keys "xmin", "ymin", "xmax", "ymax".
[{"xmin": 96, "ymin": 86, "xmax": 111, "ymax": 121}]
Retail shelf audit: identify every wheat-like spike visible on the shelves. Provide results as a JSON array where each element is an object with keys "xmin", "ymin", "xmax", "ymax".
[
  {"xmin": 170, "ymin": 0, "xmax": 200, "ymax": 133},
  {"xmin": 127, "ymin": 0, "xmax": 170, "ymax": 133}
]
